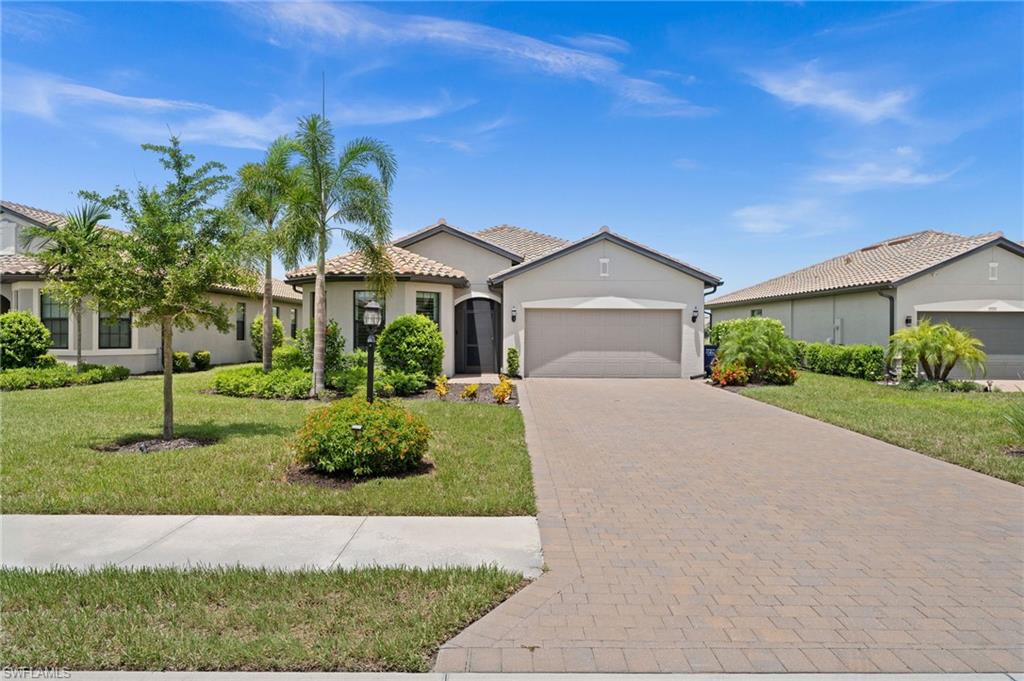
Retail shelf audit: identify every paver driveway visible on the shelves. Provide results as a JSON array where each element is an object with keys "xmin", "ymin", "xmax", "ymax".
[{"xmin": 435, "ymin": 378, "xmax": 1024, "ymax": 673}]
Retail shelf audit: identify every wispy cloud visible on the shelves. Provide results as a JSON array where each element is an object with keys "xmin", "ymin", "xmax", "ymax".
[
  {"xmin": 2, "ymin": 4, "xmax": 80, "ymax": 41},
  {"xmin": 238, "ymin": 2, "xmax": 711, "ymax": 118},
  {"xmin": 813, "ymin": 145, "xmax": 964, "ymax": 191},
  {"xmin": 421, "ymin": 115, "xmax": 514, "ymax": 155},
  {"xmin": 733, "ymin": 199, "xmax": 849, "ymax": 235},
  {"xmin": 3, "ymin": 66, "xmax": 469, "ymax": 149},
  {"xmin": 750, "ymin": 62, "xmax": 911, "ymax": 123},
  {"xmin": 559, "ymin": 33, "xmax": 630, "ymax": 54}
]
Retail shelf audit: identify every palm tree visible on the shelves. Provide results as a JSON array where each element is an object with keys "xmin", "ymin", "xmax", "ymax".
[
  {"xmin": 231, "ymin": 136, "xmax": 300, "ymax": 372},
  {"xmin": 282, "ymin": 114, "xmax": 397, "ymax": 397},
  {"xmin": 887, "ymin": 318, "xmax": 987, "ymax": 380},
  {"xmin": 22, "ymin": 203, "xmax": 111, "ymax": 370}
]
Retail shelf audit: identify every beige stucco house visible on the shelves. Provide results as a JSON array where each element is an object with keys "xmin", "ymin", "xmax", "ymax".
[
  {"xmin": 707, "ymin": 230, "xmax": 1024, "ymax": 379},
  {"xmin": 1, "ymin": 201, "xmax": 302, "ymax": 373},
  {"xmin": 285, "ymin": 220, "xmax": 722, "ymax": 378}
]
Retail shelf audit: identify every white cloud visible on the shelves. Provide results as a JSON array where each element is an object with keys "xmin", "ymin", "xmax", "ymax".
[
  {"xmin": 559, "ymin": 33, "xmax": 630, "ymax": 54},
  {"xmin": 239, "ymin": 2, "xmax": 710, "ymax": 118},
  {"xmin": 2, "ymin": 5, "xmax": 79, "ymax": 42},
  {"xmin": 815, "ymin": 161, "xmax": 959, "ymax": 190},
  {"xmin": 733, "ymin": 199, "xmax": 847, "ymax": 235},
  {"xmin": 421, "ymin": 115, "xmax": 515, "ymax": 155},
  {"xmin": 750, "ymin": 62, "xmax": 911, "ymax": 123},
  {"xmin": 3, "ymin": 66, "xmax": 469, "ymax": 149}
]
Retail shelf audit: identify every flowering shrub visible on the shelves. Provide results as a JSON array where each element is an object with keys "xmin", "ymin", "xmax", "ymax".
[
  {"xmin": 713, "ymin": 317, "xmax": 797, "ymax": 384},
  {"xmin": 460, "ymin": 383, "xmax": 478, "ymax": 400},
  {"xmin": 710, "ymin": 359, "xmax": 750, "ymax": 386},
  {"xmin": 295, "ymin": 397, "xmax": 431, "ymax": 478}
]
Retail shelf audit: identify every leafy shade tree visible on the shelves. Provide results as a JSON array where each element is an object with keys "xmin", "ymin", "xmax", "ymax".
[
  {"xmin": 231, "ymin": 137, "xmax": 300, "ymax": 372},
  {"xmin": 84, "ymin": 138, "xmax": 252, "ymax": 439},
  {"xmin": 283, "ymin": 114, "xmax": 397, "ymax": 397},
  {"xmin": 887, "ymin": 318, "xmax": 987, "ymax": 380},
  {"xmin": 20, "ymin": 203, "xmax": 111, "ymax": 370}
]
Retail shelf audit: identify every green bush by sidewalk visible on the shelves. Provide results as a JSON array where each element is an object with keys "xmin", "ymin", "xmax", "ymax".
[
  {"xmin": 212, "ymin": 365, "xmax": 312, "ymax": 399},
  {"xmin": 0, "ymin": 363, "xmax": 130, "ymax": 391},
  {"xmin": 797, "ymin": 341, "xmax": 886, "ymax": 381}
]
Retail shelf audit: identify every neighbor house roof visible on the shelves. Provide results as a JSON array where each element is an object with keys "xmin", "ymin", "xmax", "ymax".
[
  {"xmin": 0, "ymin": 254, "xmax": 46, "ymax": 277},
  {"xmin": 211, "ymin": 278, "xmax": 303, "ymax": 304},
  {"xmin": 393, "ymin": 219, "xmax": 527, "ymax": 263},
  {"xmin": 488, "ymin": 227, "xmax": 723, "ymax": 286},
  {"xmin": 1, "ymin": 201, "xmax": 68, "ymax": 228},
  {"xmin": 474, "ymin": 224, "xmax": 569, "ymax": 261},
  {"xmin": 707, "ymin": 230, "xmax": 1022, "ymax": 307},
  {"xmin": 285, "ymin": 245, "xmax": 468, "ymax": 285}
]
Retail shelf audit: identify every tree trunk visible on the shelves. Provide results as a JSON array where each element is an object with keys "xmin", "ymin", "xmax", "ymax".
[
  {"xmin": 75, "ymin": 301, "xmax": 84, "ymax": 372},
  {"xmin": 262, "ymin": 256, "xmax": 273, "ymax": 373},
  {"xmin": 940, "ymin": 360, "xmax": 956, "ymax": 381},
  {"xmin": 921, "ymin": 358, "xmax": 934, "ymax": 380},
  {"xmin": 310, "ymin": 233, "xmax": 327, "ymax": 397},
  {"xmin": 161, "ymin": 316, "xmax": 174, "ymax": 440}
]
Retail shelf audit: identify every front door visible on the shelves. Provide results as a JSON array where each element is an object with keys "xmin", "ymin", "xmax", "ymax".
[{"xmin": 456, "ymin": 299, "xmax": 499, "ymax": 373}]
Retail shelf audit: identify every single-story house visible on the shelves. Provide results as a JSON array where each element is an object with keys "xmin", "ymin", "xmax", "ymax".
[
  {"xmin": 707, "ymin": 229, "xmax": 1024, "ymax": 379},
  {"xmin": 1, "ymin": 201, "xmax": 303, "ymax": 373},
  {"xmin": 285, "ymin": 219, "xmax": 722, "ymax": 378}
]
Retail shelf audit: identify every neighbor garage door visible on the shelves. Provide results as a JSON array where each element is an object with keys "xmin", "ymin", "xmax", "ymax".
[
  {"xmin": 525, "ymin": 309, "xmax": 681, "ymax": 377},
  {"xmin": 919, "ymin": 311, "xmax": 1024, "ymax": 379}
]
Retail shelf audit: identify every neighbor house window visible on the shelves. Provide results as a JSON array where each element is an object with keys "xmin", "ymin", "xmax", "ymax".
[
  {"xmin": 989, "ymin": 262, "xmax": 999, "ymax": 281},
  {"xmin": 415, "ymin": 291, "xmax": 440, "ymax": 327},
  {"xmin": 290, "ymin": 309, "xmax": 298, "ymax": 337},
  {"xmin": 40, "ymin": 294, "xmax": 69, "ymax": 349},
  {"xmin": 235, "ymin": 302, "xmax": 246, "ymax": 340},
  {"xmin": 599, "ymin": 257, "xmax": 610, "ymax": 277},
  {"xmin": 273, "ymin": 305, "xmax": 280, "ymax": 319},
  {"xmin": 751, "ymin": 309, "xmax": 763, "ymax": 317},
  {"xmin": 354, "ymin": 290, "xmax": 385, "ymax": 350},
  {"xmin": 98, "ymin": 308, "xmax": 132, "ymax": 349}
]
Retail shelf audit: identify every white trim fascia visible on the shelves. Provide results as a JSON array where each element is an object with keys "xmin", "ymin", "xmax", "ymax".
[
  {"xmin": 53, "ymin": 348, "xmax": 158, "ymax": 357},
  {"xmin": 914, "ymin": 299, "xmax": 1024, "ymax": 313},
  {"xmin": 454, "ymin": 290, "xmax": 502, "ymax": 306},
  {"xmin": 522, "ymin": 296, "xmax": 687, "ymax": 310}
]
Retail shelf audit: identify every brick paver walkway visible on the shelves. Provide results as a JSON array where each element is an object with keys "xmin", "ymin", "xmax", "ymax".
[{"xmin": 435, "ymin": 378, "xmax": 1024, "ymax": 673}]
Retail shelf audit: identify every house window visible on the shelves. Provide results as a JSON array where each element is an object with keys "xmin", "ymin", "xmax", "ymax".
[
  {"xmin": 415, "ymin": 291, "xmax": 440, "ymax": 327},
  {"xmin": 99, "ymin": 308, "xmax": 132, "ymax": 349},
  {"xmin": 989, "ymin": 262, "xmax": 999, "ymax": 281},
  {"xmin": 751, "ymin": 309, "xmax": 763, "ymax": 317},
  {"xmin": 235, "ymin": 302, "xmax": 246, "ymax": 340},
  {"xmin": 290, "ymin": 309, "xmax": 298, "ymax": 338},
  {"xmin": 273, "ymin": 305, "xmax": 280, "ymax": 319},
  {"xmin": 40, "ymin": 294, "xmax": 69, "ymax": 349},
  {"xmin": 354, "ymin": 290, "xmax": 385, "ymax": 350},
  {"xmin": 599, "ymin": 257, "xmax": 610, "ymax": 277}
]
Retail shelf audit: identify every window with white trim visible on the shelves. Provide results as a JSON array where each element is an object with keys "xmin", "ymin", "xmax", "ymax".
[
  {"xmin": 415, "ymin": 291, "xmax": 440, "ymax": 327},
  {"xmin": 40, "ymin": 294, "xmax": 69, "ymax": 349},
  {"xmin": 99, "ymin": 308, "xmax": 132, "ymax": 349},
  {"xmin": 235, "ymin": 302, "xmax": 246, "ymax": 340},
  {"xmin": 599, "ymin": 257, "xmax": 610, "ymax": 277}
]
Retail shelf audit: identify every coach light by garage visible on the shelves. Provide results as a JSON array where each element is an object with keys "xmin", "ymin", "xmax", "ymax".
[
  {"xmin": 363, "ymin": 300, "xmax": 382, "ymax": 403},
  {"xmin": 511, "ymin": 306, "xmax": 518, "ymax": 323},
  {"xmin": 691, "ymin": 305, "xmax": 699, "ymax": 323}
]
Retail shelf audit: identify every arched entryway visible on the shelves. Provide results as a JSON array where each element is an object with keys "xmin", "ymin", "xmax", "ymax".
[
  {"xmin": 0, "ymin": 295, "xmax": 9, "ymax": 314},
  {"xmin": 455, "ymin": 298, "xmax": 501, "ymax": 374}
]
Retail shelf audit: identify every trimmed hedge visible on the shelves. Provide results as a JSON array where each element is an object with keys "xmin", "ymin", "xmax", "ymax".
[
  {"xmin": 377, "ymin": 314, "xmax": 444, "ymax": 378},
  {"xmin": 172, "ymin": 352, "xmax": 191, "ymax": 373},
  {"xmin": 1, "ymin": 311, "xmax": 52, "ymax": 369},
  {"xmin": 797, "ymin": 342, "xmax": 886, "ymax": 382},
  {"xmin": 295, "ymin": 397, "xmax": 431, "ymax": 478},
  {"xmin": 327, "ymin": 366, "xmax": 428, "ymax": 398},
  {"xmin": 250, "ymin": 314, "xmax": 284, "ymax": 359},
  {"xmin": 192, "ymin": 350, "xmax": 212, "ymax": 371},
  {"xmin": 0, "ymin": 363, "xmax": 130, "ymax": 391},
  {"xmin": 212, "ymin": 366, "xmax": 312, "ymax": 399}
]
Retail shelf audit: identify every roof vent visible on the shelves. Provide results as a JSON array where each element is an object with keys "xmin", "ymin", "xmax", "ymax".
[
  {"xmin": 599, "ymin": 225, "xmax": 610, "ymax": 233},
  {"xmin": 886, "ymin": 236, "xmax": 913, "ymax": 247},
  {"xmin": 437, "ymin": 217, "xmax": 447, "ymax": 225}
]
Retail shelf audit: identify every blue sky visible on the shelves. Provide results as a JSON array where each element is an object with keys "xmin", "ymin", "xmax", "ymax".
[{"xmin": 3, "ymin": 1, "xmax": 1021, "ymax": 291}]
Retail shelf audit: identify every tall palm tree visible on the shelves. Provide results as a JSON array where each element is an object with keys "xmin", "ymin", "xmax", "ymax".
[
  {"xmin": 22, "ymin": 203, "xmax": 111, "ymax": 370},
  {"xmin": 231, "ymin": 136, "xmax": 300, "ymax": 372},
  {"xmin": 283, "ymin": 114, "xmax": 397, "ymax": 397}
]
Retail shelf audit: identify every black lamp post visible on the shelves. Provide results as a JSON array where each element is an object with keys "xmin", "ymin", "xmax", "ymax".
[{"xmin": 363, "ymin": 300, "xmax": 382, "ymax": 403}]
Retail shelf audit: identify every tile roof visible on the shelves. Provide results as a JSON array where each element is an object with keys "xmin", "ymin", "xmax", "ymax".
[
  {"xmin": 474, "ymin": 224, "xmax": 569, "ymax": 261},
  {"xmin": 1, "ymin": 201, "xmax": 67, "ymax": 227},
  {"xmin": 285, "ymin": 245, "xmax": 467, "ymax": 283},
  {"xmin": 707, "ymin": 230, "xmax": 1009, "ymax": 307},
  {"xmin": 212, "ymin": 278, "xmax": 303, "ymax": 303},
  {"xmin": 0, "ymin": 254, "xmax": 45, "ymax": 276}
]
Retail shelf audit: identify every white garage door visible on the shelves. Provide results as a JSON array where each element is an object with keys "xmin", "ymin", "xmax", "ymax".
[{"xmin": 525, "ymin": 309, "xmax": 682, "ymax": 377}]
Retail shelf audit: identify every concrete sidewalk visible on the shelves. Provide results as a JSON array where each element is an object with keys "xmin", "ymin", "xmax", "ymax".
[
  {"xmin": 55, "ymin": 671, "xmax": 1024, "ymax": 679},
  {"xmin": 0, "ymin": 515, "xmax": 542, "ymax": 576}
]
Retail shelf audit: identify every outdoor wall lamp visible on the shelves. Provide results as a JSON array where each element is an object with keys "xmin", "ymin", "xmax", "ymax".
[
  {"xmin": 363, "ymin": 300, "xmax": 382, "ymax": 403},
  {"xmin": 904, "ymin": 315, "xmax": 913, "ymax": 327},
  {"xmin": 511, "ymin": 306, "xmax": 518, "ymax": 323},
  {"xmin": 691, "ymin": 305, "xmax": 699, "ymax": 323}
]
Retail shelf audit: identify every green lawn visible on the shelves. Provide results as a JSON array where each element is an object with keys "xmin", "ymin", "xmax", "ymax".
[
  {"xmin": 0, "ymin": 566, "xmax": 522, "ymax": 671},
  {"xmin": 1, "ymin": 367, "xmax": 535, "ymax": 515},
  {"xmin": 742, "ymin": 371, "xmax": 1024, "ymax": 484}
]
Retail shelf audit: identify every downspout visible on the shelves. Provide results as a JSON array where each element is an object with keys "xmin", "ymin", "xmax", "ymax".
[
  {"xmin": 877, "ymin": 288, "xmax": 896, "ymax": 337},
  {"xmin": 703, "ymin": 284, "xmax": 719, "ymax": 327}
]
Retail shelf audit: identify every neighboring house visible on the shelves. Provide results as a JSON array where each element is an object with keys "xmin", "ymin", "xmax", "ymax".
[
  {"xmin": 285, "ymin": 219, "xmax": 722, "ymax": 378},
  {"xmin": 0, "ymin": 201, "xmax": 303, "ymax": 373},
  {"xmin": 707, "ymin": 230, "xmax": 1024, "ymax": 379}
]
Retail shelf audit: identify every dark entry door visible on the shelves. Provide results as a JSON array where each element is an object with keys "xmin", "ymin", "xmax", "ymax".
[{"xmin": 456, "ymin": 298, "xmax": 499, "ymax": 373}]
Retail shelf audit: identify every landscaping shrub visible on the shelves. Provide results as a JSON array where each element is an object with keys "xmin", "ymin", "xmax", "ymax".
[
  {"xmin": 295, "ymin": 397, "xmax": 431, "ymax": 478},
  {"xmin": 434, "ymin": 374, "xmax": 449, "ymax": 399},
  {"xmin": 381, "ymin": 369, "xmax": 428, "ymax": 396},
  {"xmin": 710, "ymin": 359, "xmax": 750, "ymax": 386},
  {"xmin": 172, "ymin": 351, "xmax": 191, "ymax": 373},
  {"xmin": 706, "ymin": 318, "xmax": 747, "ymax": 346},
  {"xmin": 888, "ymin": 319, "xmax": 986, "ymax": 380},
  {"xmin": 328, "ymin": 366, "xmax": 427, "ymax": 398},
  {"xmin": 191, "ymin": 350, "xmax": 212, "ymax": 371},
  {"xmin": 0, "ymin": 311, "xmax": 51, "ymax": 369},
  {"xmin": 377, "ymin": 314, "xmax": 444, "ymax": 378},
  {"xmin": 250, "ymin": 314, "xmax": 284, "ymax": 358},
  {"xmin": 713, "ymin": 317, "xmax": 797, "ymax": 384},
  {"xmin": 898, "ymin": 378, "xmax": 984, "ymax": 393},
  {"xmin": 493, "ymin": 375, "xmax": 514, "ymax": 404},
  {"xmin": 296, "ymin": 320, "xmax": 344, "ymax": 372},
  {"xmin": 212, "ymin": 365, "xmax": 311, "ymax": 399},
  {"xmin": 460, "ymin": 383, "xmax": 479, "ymax": 400},
  {"xmin": 272, "ymin": 342, "xmax": 305, "ymax": 370},
  {"xmin": 34, "ymin": 354, "xmax": 58, "ymax": 369},
  {"xmin": 799, "ymin": 342, "xmax": 886, "ymax": 381},
  {"xmin": 0, "ymin": 363, "xmax": 129, "ymax": 391},
  {"xmin": 339, "ymin": 350, "xmax": 368, "ymax": 371},
  {"xmin": 505, "ymin": 348, "xmax": 520, "ymax": 377}
]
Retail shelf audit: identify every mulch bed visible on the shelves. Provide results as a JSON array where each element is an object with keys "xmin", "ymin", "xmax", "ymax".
[
  {"xmin": 405, "ymin": 382, "xmax": 519, "ymax": 406},
  {"xmin": 284, "ymin": 460, "xmax": 436, "ymax": 489},
  {"xmin": 1005, "ymin": 448, "xmax": 1024, "ymax": 458},
  {"xmin": 94, "ymin": 437, "xmax": 216, "ymax": 453}
]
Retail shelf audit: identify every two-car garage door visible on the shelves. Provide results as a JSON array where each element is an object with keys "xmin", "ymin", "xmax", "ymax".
[
  {"xmin": 919, "ymin": 311, "xmax": 1024, "ymax": 379},
  {"xmin": 525, "ymin": 309, "xmax": 682, "ymax": 377}
]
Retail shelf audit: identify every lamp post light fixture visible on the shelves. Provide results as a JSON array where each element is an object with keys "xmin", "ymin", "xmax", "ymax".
[{"xmin": 363, "ymin": 300, "xmax": 382, "ymax": 403}]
